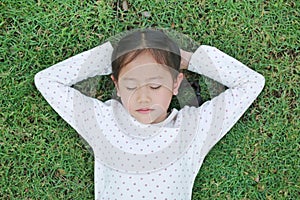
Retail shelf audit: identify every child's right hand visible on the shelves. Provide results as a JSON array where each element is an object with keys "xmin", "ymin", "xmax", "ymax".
[{"xmin": 180, "ymin": 49, "xmax": 193, "ymax": 70}]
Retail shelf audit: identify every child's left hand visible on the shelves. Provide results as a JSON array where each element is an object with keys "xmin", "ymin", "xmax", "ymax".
[{"xmin": 180, "ymin": 49, "xmax": 193, "ymax": 70}]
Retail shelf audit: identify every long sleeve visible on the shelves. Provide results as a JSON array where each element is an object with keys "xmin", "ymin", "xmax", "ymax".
[
  {"xmin": 188, "ymin": 45, "xmax": 265, "ymax": 153},
  {"xmin": 34, "ymin": 42, "xmax": 113, "ymax": 142}
]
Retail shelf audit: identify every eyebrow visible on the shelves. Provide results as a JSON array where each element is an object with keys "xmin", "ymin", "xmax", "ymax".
[{"xmin": 122, "ymin": 76, "xmax": 164, "ymax": 81}]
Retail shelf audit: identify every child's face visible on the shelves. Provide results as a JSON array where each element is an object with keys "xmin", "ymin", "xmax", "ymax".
[{"xmin": 112, "ymin": 51, "xmax": 183, "ymax": 124}]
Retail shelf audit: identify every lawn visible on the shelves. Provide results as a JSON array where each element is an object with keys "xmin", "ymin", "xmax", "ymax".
[{"xmin": 0, "ymin": 0, "xmax": 299, "ymax": 199}]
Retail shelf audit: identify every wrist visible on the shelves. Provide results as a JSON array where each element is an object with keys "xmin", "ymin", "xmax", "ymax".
[{"xmin": 180, "ymin": 50, "xmax": 193, "ymax": 70}]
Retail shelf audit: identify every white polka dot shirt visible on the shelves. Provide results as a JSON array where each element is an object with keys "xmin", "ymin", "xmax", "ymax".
[{"xmin": 34, "ymin": 42, "xmax": 265, "ymax": 200}]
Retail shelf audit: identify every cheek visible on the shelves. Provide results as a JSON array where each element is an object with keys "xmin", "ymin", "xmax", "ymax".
[
  {"xmin": 119, "ymin": 90, "xmax": 135, "ymax": 110},
  {"xmin": 157, "ymin": 89, "xmax": 173, "ymax": 109}
]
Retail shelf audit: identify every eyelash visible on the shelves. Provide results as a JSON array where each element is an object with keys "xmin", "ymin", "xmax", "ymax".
[
  {"xmin": 150, "ymin": 85, "xmax": 161, "ymax": 90},
  {"xmin": 126, "ymin": 85, "xmax": 161, "ymax": 91},
  {"xmin": 126, "ymin": 87, "xmax": 136, "ymax": 91}
]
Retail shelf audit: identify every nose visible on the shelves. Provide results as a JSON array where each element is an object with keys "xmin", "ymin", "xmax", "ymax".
[{"xmin": 136, "ymin": 85, "xmax": 151, "ymax": 104}]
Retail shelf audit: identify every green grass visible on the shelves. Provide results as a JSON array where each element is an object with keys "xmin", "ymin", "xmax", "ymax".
[{"xmin": 1, "ymin": 0, "xmax": 299, "ymax": 199}]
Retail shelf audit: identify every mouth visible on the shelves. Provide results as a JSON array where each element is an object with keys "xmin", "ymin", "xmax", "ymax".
[{"xmin": 136, "ymin": 108, "xmax": 154, "ymax": 114}]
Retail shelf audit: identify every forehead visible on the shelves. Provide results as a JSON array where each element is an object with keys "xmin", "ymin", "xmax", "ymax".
[{"xmin": 118, "ymin": 52, "xmax": 173, "ymax": 82}]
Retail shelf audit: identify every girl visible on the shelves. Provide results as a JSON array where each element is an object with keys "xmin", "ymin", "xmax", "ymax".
[{"xmin": 35, "ymin": 29, "xmax": 265, "ymax": 199}]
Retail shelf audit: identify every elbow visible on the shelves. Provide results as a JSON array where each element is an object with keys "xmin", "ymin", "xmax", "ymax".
[
  {"xmin": 251, "ymin": 73, "xmax": 265, "ymax": 97},
  {"xmin": 34, "ymin": 72, "xmax": 41, "ymax": 88},
  {"xmin": 257, "ymin": 73, "xmax": 266, "ymax": 92},
  {"xmin": 34, "ymin": 71, "xmax": 46, "ymax": 91}
]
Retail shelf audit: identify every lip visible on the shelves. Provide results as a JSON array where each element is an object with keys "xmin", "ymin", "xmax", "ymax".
[{"xmin": 136, "ymin": 108, "xmax": 154, "ymax": 114}]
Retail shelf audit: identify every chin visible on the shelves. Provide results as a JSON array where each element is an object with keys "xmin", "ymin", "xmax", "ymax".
[
  {"xmin": 135, "ymin": 117, "xmax": 154, "ymax": 124},
  {"xmin": 132, "ymin": 110, "xmax": 167, "ymax": 124},
  {"xmin": 134, "ymin": 116, "xmax": 157, "ymax": 124}
]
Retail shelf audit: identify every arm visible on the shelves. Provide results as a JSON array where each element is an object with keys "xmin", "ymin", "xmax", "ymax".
[
  {"xmin": 180, "ymin": 49, "xmax": 192, "ymax": 70},
  {"xmin": 34, "ymin": 42, "xmax": 113, "ymax": 140},
  {"xmin": 185, "ymin": 46, "xmax": 265, "ymax": 151}
]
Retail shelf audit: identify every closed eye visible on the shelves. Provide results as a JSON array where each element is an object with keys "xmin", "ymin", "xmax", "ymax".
[
  {"xmin": 150, "ymin": 85, "xmax": 161, "ymax": 90},
  {"xmin": 126, "ymin": 87, "xmax": 137, "ymax": 91}
]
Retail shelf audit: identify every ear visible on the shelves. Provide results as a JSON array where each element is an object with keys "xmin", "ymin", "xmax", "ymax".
[
  {"xmin": 111, "ymin": 75, "xmax": 121, "ymax": 97},
  {"xmin": 172, "ymin": 73, "xmax": 184, "ymax": 95}
]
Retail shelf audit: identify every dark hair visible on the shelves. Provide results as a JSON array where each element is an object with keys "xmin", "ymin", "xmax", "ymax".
[{"xmin": 111, "ymin": 29, "xmax": 181, "ymax": 81}]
